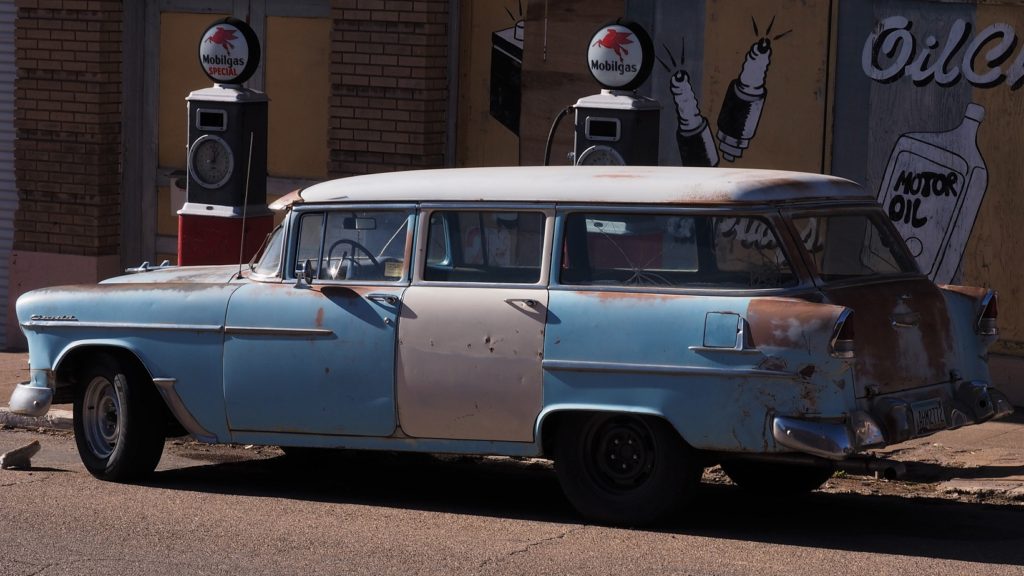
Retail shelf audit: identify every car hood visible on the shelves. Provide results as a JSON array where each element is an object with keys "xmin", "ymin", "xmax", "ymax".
[{"xmin": 100, "ymin": 264, "xmax": 242, "ymax": 285}]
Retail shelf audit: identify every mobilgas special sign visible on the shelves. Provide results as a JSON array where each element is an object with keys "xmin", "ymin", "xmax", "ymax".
[
  {"xmin": 199, "ymin": 17, "xmax": 261, "ymax": 85},
  {"xmin": 587, "ymin": 21, "xmax": 654, "ymax": 91}
]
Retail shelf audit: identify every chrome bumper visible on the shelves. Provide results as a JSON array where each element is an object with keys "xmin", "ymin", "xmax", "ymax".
[
  {"xmin": 9, "ymin": 382, "xmax": 53, "ymax": 417},
  {"xmin": 772, "ymin": 412, "xmax": 883, "ymax": 460}
]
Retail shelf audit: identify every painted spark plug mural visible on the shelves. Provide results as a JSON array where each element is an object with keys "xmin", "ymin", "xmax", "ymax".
[{"xmin": 659, "ymin": 16, "xmax": 790, "ymax": 167}]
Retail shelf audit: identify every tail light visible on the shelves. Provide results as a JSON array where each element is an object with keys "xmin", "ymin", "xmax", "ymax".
[
  {"xmin": 830, "ymin": 309, "xmax": 855, "ymax": 358},
  {"xmin": 978, "ymin": 290, "xmax": 998, "ymax": 339}
]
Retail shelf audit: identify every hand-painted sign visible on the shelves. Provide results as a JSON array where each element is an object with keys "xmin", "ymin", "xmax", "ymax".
[
  {"xmin": 863, "ymin": 17, "xmax": 1024, "ymax": 90},
  {"xmin": 587, "ymin": 21, "xmax": 654, "ymax": 91},
  {"xmin": 199, "ymin": 17, "xmax": 261, "ymax": 85}
]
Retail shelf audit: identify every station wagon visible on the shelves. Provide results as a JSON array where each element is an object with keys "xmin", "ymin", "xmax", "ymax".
[{"xmin": 10, "ymin": 166, "xmax": 1013, "ymax": 525}]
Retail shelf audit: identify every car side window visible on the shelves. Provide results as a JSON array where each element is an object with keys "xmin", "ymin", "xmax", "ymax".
[
  {"xmin": 424, "ymin": 210, "xmax": 544, "ymax": 284},
  {"xmin": 560, "ymin": 212, "xmax": 796, "ymax": 289},
  {"xmin": 295, "ymin": 210, "xmax": 411, "ymax": 282}
]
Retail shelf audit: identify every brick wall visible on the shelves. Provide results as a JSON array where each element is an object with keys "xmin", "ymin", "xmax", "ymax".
[
  {"xmin": 330, "ymin": 0, "xmax": 448, "ymax": 176},
  {"xmin": 12, "ymin": 0, "xmax": 122, "ymax": 257}
]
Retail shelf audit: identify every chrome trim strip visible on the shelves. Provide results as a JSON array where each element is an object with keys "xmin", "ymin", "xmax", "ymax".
[
  {"xmin": 829, "ymin": 308, "xmax": 855, "ymax": 359},
  {"xmin": 688, "ymin": 346, "xmax": 763, "ymax": 355},
  {"xmin": 22, "ymin": 321, "xmax": 223, "ymax": 332},
  {"xmin": 151, "ymin": 378, "xmax": 217, "ymax": 443},
  {"xmin": 542, "ymin": 359, "xmax": 799, "ymax": 379},
  {"xmin": 224, "ymin": 326, "xmax": 334, "ymax": 337}
]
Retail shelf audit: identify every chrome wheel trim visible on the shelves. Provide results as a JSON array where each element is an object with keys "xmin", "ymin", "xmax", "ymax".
[{"xmin": 82, "ymin": 375, "xmax": 122, "ymax": 459}]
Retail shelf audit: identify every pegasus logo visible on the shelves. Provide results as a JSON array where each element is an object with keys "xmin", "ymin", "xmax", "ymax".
[
  {"xmin": 592, "ymin": 29, "xmax": 634, "ymax": 62},
  {"xmin": 205, "ymin": 26, "xmax": 239, "ymax": 55}
]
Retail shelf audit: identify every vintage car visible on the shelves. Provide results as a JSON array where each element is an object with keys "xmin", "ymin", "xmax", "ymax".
[{"xmin": 10, "ymin": 166, "xmax": 1013, "ymax": 525}]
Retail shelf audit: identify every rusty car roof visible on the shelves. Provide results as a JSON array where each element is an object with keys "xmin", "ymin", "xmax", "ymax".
[{"xmin": 292, "ymin": 166, "xmax": 870, "ymax": 207}]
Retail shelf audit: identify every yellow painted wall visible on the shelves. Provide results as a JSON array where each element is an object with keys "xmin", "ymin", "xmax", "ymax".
[
  {"xmin": 159, "ymin": 13, "xmax": 229, "ymax": 169},
  {"xmin": 455, "ymin": 0, "xmax": 521, "ymax": 167},
  {"xmin": 266, "ymin": 16, "xmax": 330, "ymax": 179},
  {"xmin": 702, "ymin": 0, "xmax": 831, "ymax": 172},
  {"xmin": 966, "ymin": 4, "xmax": 1024, "ymax": 354}
]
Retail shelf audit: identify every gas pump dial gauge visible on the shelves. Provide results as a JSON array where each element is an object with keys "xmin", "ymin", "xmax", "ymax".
[
  {"xmin": 576, "ymin": 144, "xmax": 626, "ymax": 166},
  {"xmin": 188, "ymin": 134, "xmax": 235, "ymax": 189}
]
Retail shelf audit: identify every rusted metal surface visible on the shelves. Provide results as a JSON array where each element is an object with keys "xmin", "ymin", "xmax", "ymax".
[{"xmin": 824, "ymin": 279, "xmax": 955, "ymax": 398}]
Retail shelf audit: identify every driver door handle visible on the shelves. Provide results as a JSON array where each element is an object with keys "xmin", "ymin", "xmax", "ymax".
[{"xmin": 367, "ymin": 293, "xmax": 400, "ymax": 306}]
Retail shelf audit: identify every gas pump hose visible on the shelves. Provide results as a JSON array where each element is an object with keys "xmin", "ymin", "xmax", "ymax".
[{"xmin": 543, "ymin": 105, "xmax": 575, "ymax": 166}]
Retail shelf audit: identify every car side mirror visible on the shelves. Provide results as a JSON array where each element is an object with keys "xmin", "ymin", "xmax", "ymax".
[{"xmin": 295, "ymin": 259, "xmax": 315, "ymax": 288}]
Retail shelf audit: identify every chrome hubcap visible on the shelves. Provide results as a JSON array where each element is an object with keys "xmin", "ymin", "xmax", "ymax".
[{"xmin": 83, "ymin": 376, "xmax": 121, "ymax": 459}]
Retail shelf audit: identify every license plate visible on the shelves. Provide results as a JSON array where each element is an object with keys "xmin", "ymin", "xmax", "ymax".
[{"xmin": 912, "ymin": 399, "xmax": 946, "ymax": 434}]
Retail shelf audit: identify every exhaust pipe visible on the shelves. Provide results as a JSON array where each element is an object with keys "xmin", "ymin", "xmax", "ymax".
[{"xmin": 835, "ymin": 457, "xmax": 906, "ymax": 480}]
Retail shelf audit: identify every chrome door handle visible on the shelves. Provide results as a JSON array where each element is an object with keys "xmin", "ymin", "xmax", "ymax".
[
  {"xmin": 505, "ymin": 298, "xmax": 538, "ymax": 308},
  {"xmin": 367, "ymin": 293, "xmax": 400, "ymax": 306}
]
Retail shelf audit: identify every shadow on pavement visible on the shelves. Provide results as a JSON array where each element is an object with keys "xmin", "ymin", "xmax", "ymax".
[{"xmin": 144, "ymin": 448, "xmax": 1024, "ymax": 567}]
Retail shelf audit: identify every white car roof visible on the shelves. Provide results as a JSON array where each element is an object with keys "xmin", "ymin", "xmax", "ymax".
[{"xmin": 294, "ymin": 166, "xmax": 870, "ymax": 207}]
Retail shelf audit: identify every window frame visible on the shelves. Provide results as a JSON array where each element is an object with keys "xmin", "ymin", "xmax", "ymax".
[
  {"xmin": 781, "ymin": 204, "xmax": 924, "ymax": 289},
  {"xmin": 284, "ymin": 203, "xmax": 417, "ymax": 285},
  {"xmin": 412, "ymin": 203, "xmax": 555, "ymax": 289}
]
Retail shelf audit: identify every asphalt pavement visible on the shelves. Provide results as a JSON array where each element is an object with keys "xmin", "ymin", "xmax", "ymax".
[{"xmin": 2, "ymin": 350, "xmax": 1024, "ymax": 501}]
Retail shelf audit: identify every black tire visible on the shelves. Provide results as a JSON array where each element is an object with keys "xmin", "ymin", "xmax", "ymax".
[
  {"xmin": 720, "ymin": 459, "xmax": 833, "ymax": 495},
  {"xmin": 553, "ymin": 413, "xmax": 700, "ymax": 526},
  {"xmin": 73, "ymin": 353, "xmax": 166, "ymax": 481}
]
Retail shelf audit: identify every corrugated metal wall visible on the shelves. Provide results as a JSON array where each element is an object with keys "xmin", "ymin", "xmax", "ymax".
[{"xmin": 0, "ymin": 0, "xmax": 16, "ymax": 349}]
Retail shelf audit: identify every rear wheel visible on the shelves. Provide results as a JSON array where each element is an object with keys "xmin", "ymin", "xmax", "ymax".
[
  {"xmin": 720, "ymin": 459, "xmax": 833, "ymax": 495},
  {"xmin": 73, "ymin": 354, "xmax": 166, "ymax": 481},
  {"xmin": 553, "ymin": 413, "xmax": 699, "ymax": 526}
]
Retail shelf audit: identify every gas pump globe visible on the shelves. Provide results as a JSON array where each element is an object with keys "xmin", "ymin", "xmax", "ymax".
[
  {"xmin": 573, "ymin": 21, "xmax": 660, "ymax": 166},
  {"xmin": 178, "ymin": 17, "xmax": 273, "ymax": 266}
]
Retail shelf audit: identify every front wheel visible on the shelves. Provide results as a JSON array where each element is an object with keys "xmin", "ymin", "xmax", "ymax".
[
  {"xmin": 73, "ymin": 354, "xmax": 166, "ymax": 481},
  {"xmin": 553, "ymin": 413, "xmax": 700, "ymax": 526}
]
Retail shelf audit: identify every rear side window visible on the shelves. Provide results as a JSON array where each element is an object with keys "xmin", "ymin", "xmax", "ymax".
[
  {"xmin": 560, "ymin": 213, "xmax": 797, "ymax": 289},
  {"xmin": 791, "ymin": 213, "xmax": 918, "ymax": 282},
  {"xmin": 424, "ymin": 211, "xmax": 545, "ymax": 284}
]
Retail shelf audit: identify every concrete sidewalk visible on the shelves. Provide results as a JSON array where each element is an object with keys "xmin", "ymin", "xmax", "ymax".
[{"xmin": 2, "ymin": 349, "xmax": 1023, "ymax": 500}]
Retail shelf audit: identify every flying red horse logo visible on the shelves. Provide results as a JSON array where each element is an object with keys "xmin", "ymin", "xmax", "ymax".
[
  {"xmin": 592, "ymin": 29, "xmax": 634, "ymax": 62},
  {"xmin": 205, "ymin": 26, "xmax": 239, "ymax": 55}
]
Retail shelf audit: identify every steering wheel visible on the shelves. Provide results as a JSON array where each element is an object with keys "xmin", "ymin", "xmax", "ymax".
[{"xmin": 325, "ymin": 239, "xmax": 379, "ymax": 279}]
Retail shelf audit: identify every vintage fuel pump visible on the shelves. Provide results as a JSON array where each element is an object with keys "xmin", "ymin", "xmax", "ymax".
[
  {"xmin": 178, "ymin": 17, "xmax": 273, "ymax": 266},
  {"xmin": 546, "ymin": 20, "xmax": 659, "ymax": 166}
]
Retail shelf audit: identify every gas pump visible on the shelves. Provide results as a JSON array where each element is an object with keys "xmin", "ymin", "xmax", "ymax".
[
  {"xmin": 178, "ymin": 17, "xmax": 273, "ymax": 266},
  {"xmin": 550, "ymin": 20, "xmax": 660, "ymax": 166}
]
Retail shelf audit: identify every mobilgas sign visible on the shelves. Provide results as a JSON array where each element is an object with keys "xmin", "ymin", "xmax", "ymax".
[
  {"xmin": 199, "ymin": 17, "xmax": 261, "ymax": 85},
  {"xmin": 587, "ymin": 21, "xmax": 654, "ymax": 91}
]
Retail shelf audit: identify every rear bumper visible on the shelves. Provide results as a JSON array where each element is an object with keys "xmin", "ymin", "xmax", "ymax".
[
  {"xmin": 869, "ymin": 381, "xmax": 1013, "ymax": 445},
  {"xmin": 772, "ymin": 382, "xmax": 1014, "ymax": 460}
]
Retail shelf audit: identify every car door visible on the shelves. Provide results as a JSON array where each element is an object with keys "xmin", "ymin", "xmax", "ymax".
[
  {"xmin": 222, "ymin": 206, "xmax": 414, "ymax": 437},
  {"xmin": 396, "ymin": 206, "xmax": 553, "ymax": 442}
]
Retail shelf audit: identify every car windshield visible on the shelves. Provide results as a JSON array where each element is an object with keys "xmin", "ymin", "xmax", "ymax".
[{"xmin": 791, "ymin": 212, "xmax": 919, "ymax": 282}]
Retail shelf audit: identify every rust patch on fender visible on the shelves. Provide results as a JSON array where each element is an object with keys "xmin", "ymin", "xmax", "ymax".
[
  {"xmin": 757, "ymin": 356, "xmax": 788, "ymax": 372},
  {"xmin": 315, "ymin": 307, "xmax": 324, "ymax": 328},
  {"xmin": 747, "ymin": 297, "xmax": 840, "ymax": 350}
]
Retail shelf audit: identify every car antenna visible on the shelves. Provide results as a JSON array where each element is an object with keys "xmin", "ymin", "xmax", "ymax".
[{"xmin": 236, "ymin": 131, "xmax": 255, "ymax": 280}]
